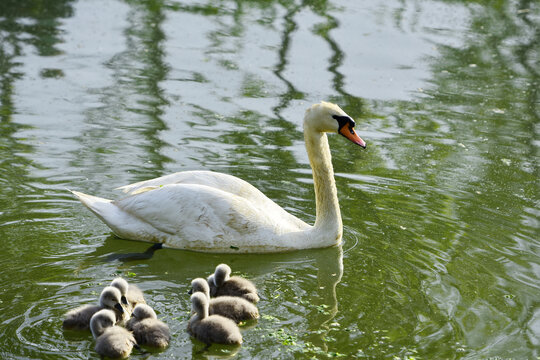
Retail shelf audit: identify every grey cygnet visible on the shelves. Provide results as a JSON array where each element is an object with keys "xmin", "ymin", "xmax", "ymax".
[
  {"xmin": 90, "ymin": 309, "xmax": 136, "ymax": 359},
  {"xmin": 207, "ymin": 264, "xmax": 259, "ymax": 303},
  {"xmin": 110, "ymin": 277, "xmax": 146, "ymax": 312},
  {"xmin": 190, "ymin": 278, "xmax": 259, "ymax": 323},
  {"xmin": 187, "ymin": 292, "xmax": 242, "ymax": 345},
  {"xmin": 126, "ymin": 303, "xmax": 170, "ymax": 348},
  {"xmin": 63, "ymin": 286, "xmax": 126, "ymax": 330}
]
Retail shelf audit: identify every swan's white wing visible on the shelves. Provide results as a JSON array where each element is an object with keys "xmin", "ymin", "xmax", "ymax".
[
  {"xmin": 112, "ymin": 183, "xmax": 308, "ymax": 251},
  {"xmin": 116, "ymin": 170, "xmax": 308, "ymax": 230}
]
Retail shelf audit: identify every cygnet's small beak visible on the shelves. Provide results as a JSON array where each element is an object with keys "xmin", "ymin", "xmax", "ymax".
[
  {"xmin": 339, "ymin": 126, "xmax": 366, "ymax": 148},
  {"xmin": 187, "ymin": 288, "xmax": 193, "ymax": 295},
  {"xmin": 114, "ymin": 303, "xmax": 124, "ymax": 314},
  {"xmin": 121, "ymin": 296, "xmax": 128, "ymax": 305}
]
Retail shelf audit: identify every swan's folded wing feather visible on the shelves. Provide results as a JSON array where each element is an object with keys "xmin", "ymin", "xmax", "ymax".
[
  {"xmin": 113, "ymin": 183, "xmax": 283, "ymax": 248},
  {"xmin": 116, "ymin": 171, "xmax": 310, "ymax": 230}
]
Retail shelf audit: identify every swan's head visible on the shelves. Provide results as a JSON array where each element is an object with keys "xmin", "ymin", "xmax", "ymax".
[
  {"xmin": 90, "ymin": 309, "xmax": 115, "ymax": 338},
  {"xmin": 304, "ymin": 101, "xmax": 366, "ymax": 148},
  {"xmin": 110, "ymin": 277, "xmax": 129, "ymax": 305},
  {"xmin": 99, "ymin": 286, "xmax": 124, "ymax": 314},
  {"xmin": 188, "ymin": 278, "xmax": 210, "ymax": 298},
  {"xmin": 132, "ymin": 303, "xmax": 157, "ymax": 320}
]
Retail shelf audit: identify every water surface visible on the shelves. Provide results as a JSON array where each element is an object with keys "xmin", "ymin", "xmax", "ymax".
[{"xmin": 0, "ymin": 0, "xmax": 538, "ymax": 358}]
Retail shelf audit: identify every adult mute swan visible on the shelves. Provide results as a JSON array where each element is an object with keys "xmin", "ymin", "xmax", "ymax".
[{"xmin": 72, "ymin": 101, "xmax": 366, "ymax": 253}]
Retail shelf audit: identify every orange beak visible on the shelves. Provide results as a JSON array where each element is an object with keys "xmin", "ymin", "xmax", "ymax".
[{"xmin": 339, "ymin": 126, "xmax": 366, "ymax": 148}]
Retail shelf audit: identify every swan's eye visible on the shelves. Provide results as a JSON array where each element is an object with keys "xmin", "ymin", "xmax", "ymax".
[{"xmin": 332, "ymin": 114, "xmax": 356, "ymax": 133}]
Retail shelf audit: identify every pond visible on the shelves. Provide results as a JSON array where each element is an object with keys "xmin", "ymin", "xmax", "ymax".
[{"xmin": 0, "ymin": 0, "xmax": 538, "ymax": 358}]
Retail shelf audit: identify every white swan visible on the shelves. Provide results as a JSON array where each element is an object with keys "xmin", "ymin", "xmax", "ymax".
[{"xmin": 72, "ymin": 101, "xmax": 366, "ymax": 253}]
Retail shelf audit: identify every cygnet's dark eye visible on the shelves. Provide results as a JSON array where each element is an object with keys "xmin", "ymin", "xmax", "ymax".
[{"xmin": 332, "ymin": 114, "xmax": 356, "ymax": 132}]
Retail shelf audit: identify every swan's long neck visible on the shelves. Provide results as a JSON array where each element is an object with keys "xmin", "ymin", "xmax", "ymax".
[{"xmin": 304, "ymin": 127, "xmax": 343, "ymax": 241}]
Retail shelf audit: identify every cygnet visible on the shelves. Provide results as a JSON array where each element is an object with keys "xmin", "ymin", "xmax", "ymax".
[
  {"xmin": 90, "ymin": 309, "xmax": 136, "ymax": 359},
  {"xmin": 110, "ymin": 277, "xmax": 146, "ymax": 312},
  {"xmin": 126, "ymin": 303, "xmax": 170, "ymax": 348},
  {"xmin": 208, "ymin": 264, "xmax": 259, "ymax": 303},
  {"xmin": 190, "ymin": 278, "xmax": 259, "ymax": 323},
  {"xmin": 187, "ymin": 292, "xmax": 242, "ymax": 345},
  {"xmin": 63, "ymin": 286, "xmax": 126, "ymax": 330}
]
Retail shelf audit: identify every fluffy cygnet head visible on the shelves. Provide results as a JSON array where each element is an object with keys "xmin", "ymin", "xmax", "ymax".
[
  {"xmin": 213, "ymin": 264, "xmax": 232, "ymax": 287},
  {"xmin": 132, "ymin": 303, "xmax": 157, "ymax": 321},
  {"xmin": 189, "ymin": 278, "xmax": 210, "ymax": 298},
  {"xmin": 90, "ymin": 309, "xmax": 115, "ymax": 338},
  {"xmin": 304, "ymin": 101, "xmax": 366, "ymax": 148},
  {"xmin": 99, "ymin": 286, "xmax": 124, "ymax": 314},
  {"xmin": 110, "ymin": 277, "xmax": 129, "ymax": 306}
]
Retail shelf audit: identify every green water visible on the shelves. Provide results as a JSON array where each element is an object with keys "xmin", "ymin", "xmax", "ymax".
[{"xmin": 0, "ymin": 0, "xmax": 538, "ymax": 358}]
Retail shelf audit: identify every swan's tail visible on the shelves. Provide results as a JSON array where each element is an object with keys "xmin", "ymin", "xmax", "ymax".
[
  {"xmin": 69, "ymin": 190, "xmax": 163, "ymax": 243},
  {"xmin": 70, "ymin": 189, "xmax": 128, "ymax": 236},
  {"xmin": 70, "ymin": 190, "xmax": 113, "ymax": 217},
  {"xmin": 69, "ymin": 190, "xmax": 127, "ymax": 234}
]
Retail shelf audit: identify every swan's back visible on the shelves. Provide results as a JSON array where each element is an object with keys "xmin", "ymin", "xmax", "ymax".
[{"xmin": 119, "ymin": 170, "xmax": 303, "ymax": 231}]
